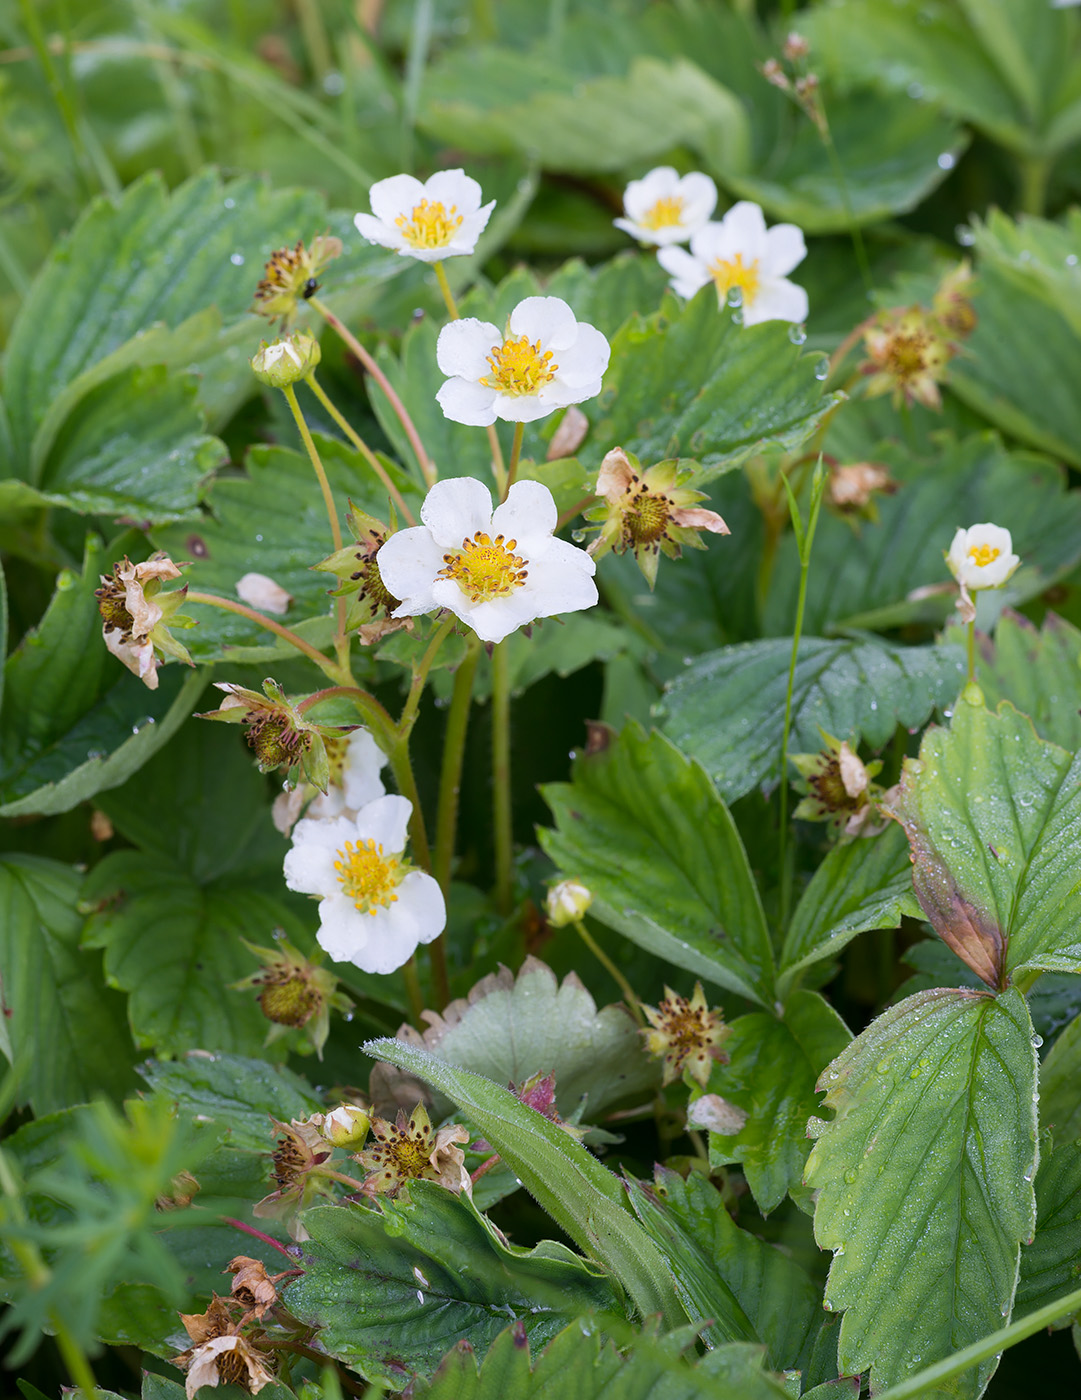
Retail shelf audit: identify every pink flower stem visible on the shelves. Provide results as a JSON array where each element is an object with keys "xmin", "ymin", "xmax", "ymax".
[{"xmin": 220, "ymin": 1216, "xmax": 297, "ymax": 1259}]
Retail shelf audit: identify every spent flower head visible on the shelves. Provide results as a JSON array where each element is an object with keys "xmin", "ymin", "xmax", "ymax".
[
  {"xmin": 234, "ymin": 936, "xmax": 352, "ymax": 1057},
  {"xmin": 174, "ymin": 1333, "xmax": 275, "ymax": 1398},
  {"xmin": 283, "ymin": 794, "xmax": 446, "ymax": 973},
  {"xmin": 96, "ymin": 553, "xmax": 195, "ymax": 691},
  {"xmin": 614, "ymin": 166, "xmax": 718, "ymax": 247},
  {"xmin": 252, "ymin": 1115, "xmax": 334, "ymax": 1229},
  {"xmin": 658, "ymin": 201, "xmax": 808, "ymax": 326},
  {"xmin": 436, "ymin": 296, "xmax": 610, "ymax": 426},
  {"xmin": 314, "ymin": 502, "xmax": 412, "ymax": 645},
  {"xmin": 251, "ymin": 330, "xmax": 320, "ymax": 388},
  {"xmin": 252, "ymin": 233, "xmax": 342, "ymax": 327},
  {"xmin": 354, "ymin": 168, "xmax": 495, "ymax": 263},
  {"xmin": 827, "ymin": 460, "xmax": 897, "ymax": 517},
  {"xmin": 377, "ymin": 476, "xmax": 598, "ymax": 644},
  {"xmin": 354, "ymin": 1102, "xmax": 470, "ymax": 1198},
  {"xmin": 861, "ymin": 306, "xmax": 951, "ymax": 410},
  {"xmin": 272, "ymin": 725, "xmax": 389, "ymax": 836},
  {"xmin": 198, "ymin": 678, "xmax": 352, "ymax": 790},
  {"xmin": 790, "ymin": 733, "xmax": 884, "ymax": 834},
  {"xmin": 586, "ymin": 447, "xmax": 729, "ymax": 589},
  {"xmin": 641, "ymin": 983, "xmax": 730, "ymax": 1088}
]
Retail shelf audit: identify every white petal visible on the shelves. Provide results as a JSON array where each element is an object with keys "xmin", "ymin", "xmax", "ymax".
[
  {"xmin": 353, "ymin": 212, "xmax": 403, "ymax": 251},
  {"xmin": 449, "ymin": 592, "xmax": 533, "ymax": 644},
  {"xmin": 492, "ymin": 392, "xmax": 562, "ymax": 424},
  {"xmin": 317, "ymin": 894, "xmax": 372, "ymax": 962},
  {"xmin": 551, "ymin": 323, "xmax": 610, "ymax": 387},
  {"xmin": 536, "ymin": 377, "xmax": 604, "ymax": 412},
  {"xmin": 518, "ymin": 539, "xmax": 599, "ymax": 619},
  {"xmin": 509, "ymin": 296, "xmax": 579, "ymax": 350},
  {"xmin": 307, "ymin": 785, "xmax": 347, "ymax": 821},
  {"xmin": 946, "ymin": 527, "xmax": 968, "ymax": 580},
  {"xmin": 719, "ymin": 200, "xmax": 768, "ymax": 256},
  {"xmin": 235, "ymin": 572, "xmax": 291, "ymax": 615},
  {"xmin": 423, "ymin": 168, "xmax": 482, "ymax": 215},
  {"xmin": 354, "ymin": 793, "xmax": 412, "ymax": 854},
  {"xmin": 623, "ymin": 166, "xmax": 680, "ymax": 220},
  {"xmin": 420, "ymin": 476, "xmax": 494, "ymax": 548},
  {"xmin": 968, "ymin": 523, "xmax": 1014, "ymax": 556},
  {"xmin": 613, "ymin": 216, "xmax": 653, "ymax": 242},
  {"xmin": 376, "ymin": 526, "xmax": 444, "ymax": 612},
  {"xmin": 397, "ymin": 870, "xmax": 447, "ymax": 944},
  {"xmin": 430, "ymin": 576, "xmax": 478, "ymax": 627},
  {"xmin": 744, "ymin": 277, "xmax": 808, "ymax": 326},
  {"xmin": 450, "ymin": 200, "xmax": 496, "ymax": 252},
  {"xmin": 491, "ymin": 480, "xmax": 558, "ymax": 552},
  {"xmin": 657, "ymin": 245, "xmax": 709, "ymax": 299},
  {"xmin": 436, "ymin": 318, "xmax": 500, "ymax": 379},
  {"xmin": 763, "ymin": 222, "xmax": 807, "ymax": 277},
  {"xmin": 346, "ymin": 903, "xmax": 418, "ymax": 974},
  {"xmin": 341, "ymin": 729, "xmax": 388, "ymax": 810},
  {"xmin": 679, "ymin": 172, "xmax": 719, "ymax": 225},
  {"xmin": 437, "ymin": 377, "xmax": 499, "ymax": 427},
  {"xmin": 283, "ymin": 835, "xmax": 340, "ymax": 897},
  {"xmin": 368, "ymin": 173, "xmax": 425, "ymax": 226}
]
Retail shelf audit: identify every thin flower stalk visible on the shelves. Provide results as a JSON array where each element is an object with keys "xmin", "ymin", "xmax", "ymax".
[
  {"xmin": 433, "ymin": 634, "xmax": 482, "ymax": 895},
  {"xmin": 491, "ymin": 638, "xmax": 513, "ymax": 915},
  {"xmin": 185, "ymin": 591, "xmax": 349, "ymax": 684},
  {"xmin": 304, "ymin": 372, "xmax": 417, "ymax": 526},
  {"xmin": 308, "ymin": 293, "xmax": 437, "ymax": 488}
]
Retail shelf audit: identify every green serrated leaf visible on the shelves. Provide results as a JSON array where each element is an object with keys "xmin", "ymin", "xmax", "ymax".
[
  {"xmin": 285, "ymin": 1185, "xmax": 619, "ymax": 1389},
  {"xmin": 764, "ymin": 434, "xmax": 1081, "ymax": 636},
  {"xmin": 1037, "ymin": 1012, "xmax": 1081, "ymax": 1140},
  {"xmin": 363, "ymin": 1037, "xmax": 686, "ymax": 1329},
  {"xmin": 780, "ymin": 826, "xmax": 922, "ymax": 991},
  {"xmin": 1017, "ymin": 1140, "xmax": 1081, "ymax": 1321},
  {"xmin": 702, "ymin": 991, "xmax": 851, "ymax": 1215},
  {"xmin": 660, "ymin": 636, "xmax": 965, "ymax": 805},
  {"xmin": 587, "ymin": 290, "xmax": 839, "ymax": 480},
  {"xmin": 539, "ymin": 724, "xmax": 774, "ymax": 1005},
  {"xmin": 81, "ymin": 850, "xmax": 307, "ymax": 1057},
  {"xmin": 891, "ymin": 689, "xmax": 1081, "ymax": 987},
  {"xmin": 806, "ymin": 986, "xmax": 1038, "ymax": 1396},
  {"xmin": 627, "ymin": 1169, "xmax": 821, "ymax": 1371},
  {"xmin": 0, "ymin": 855, "xmax": 136, "ymax": 1115},
  {"xmin": 396, "ymin": 956, "xmax": 658, "ymax": 1120},
  {"xmin": 953, "ymin": 610, "xmax": 1081, "ymax": 754}
]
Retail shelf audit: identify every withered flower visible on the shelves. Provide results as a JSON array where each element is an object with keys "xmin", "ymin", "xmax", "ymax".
[
  {"xmin": 234, "ymin": 937, "xmax": 352, "ymax": 1057},
  {"xmin": 828, "ymin": 461, "xmax": 897, "ymax": 517},
  {"xmin": 933, "ymin": 260, "xmax": 978, "ymax": 340},
  {"xmin": 586, "ymin": 447, "xmax": 729, "ymax": 589},
  {"xmin": 155, "ymin": 1169, "xmax": 201, "ymax": 1212},
  {"xmin": 252, "ymin": 233, "xmax": 342, "ymax": 327},
  {"xmin": 641, "ymin": 983, "xmax": 730, "ymax": 1088},
  {"xmin": 860, "ymin": 307, "xmax": 952, "ymax": 410},
  {"xmin": 354, "ymin": 1103, "xmax": 470, "ymax": 1199},
  {"xmin": 512, "ymin": 1071, "xmax": 586, "ymax": 1141},
  {"xmin": 198, "ymin": 678, "xmax": 349, "ymax": 790},
  {"xmin": 790, "ymin": 733, "xmax": 884, "ymax": 834},
  {"xmin": 96, "ymin": 553, "xmax": 195, "ymax": 691},
  {"xmin": 226, "ymin": 1256, "xmax": 281, "ymax": 1318},
  {"xmin": 314, "ymin": 502, "xmax": 412, "ymax": 646},
  {"xmin": 172, "ymin": 1297, "xmax": 276, "ymax": 1398},
  {"xmin": 252, "ymin": 1115, "xmax": 334, "ymax": 1230}
]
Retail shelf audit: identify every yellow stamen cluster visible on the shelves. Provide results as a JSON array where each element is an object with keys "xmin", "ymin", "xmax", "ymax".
[
  {"xmin": 967, "ymin": 543, "xmax": 1001, "ymax": 568},
  {"xmin": 709, "ymin": 252, "xmax": 761, "ymax": 307},
  {"xmin": 480, "ymin": 335, "xmax": 558, "ymax": 396},
  {"xmin": 438, "ymin": 532, "xmax": 528, "ymax": 603},
  {"xmin": 334, "ymin": 839, "xmax": 401, "ymax": 915},
  {"xmin": 641, "ymin": 195, "xmax": 685, "ymax": 230},
  {"xmin": 395, "ymin": 199, "xmax": 463, "ymax": 249}
]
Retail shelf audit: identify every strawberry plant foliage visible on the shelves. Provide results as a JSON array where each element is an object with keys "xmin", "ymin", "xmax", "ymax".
[{"xmin": 7, "ymin": 7, "xmax": 1081, "ymax": 1399}]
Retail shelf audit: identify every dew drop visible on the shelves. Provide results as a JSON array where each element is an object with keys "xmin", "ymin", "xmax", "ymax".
[
  {"xmin": 937, "ymin": 152, "xmax": 956, "ymax": 170},
  {"xmin": 875, "ymin": 1058, "xmax": 892, "ymax": 1074},
  {"xmin": 342, "ymin": 1011, "xmax": 354, "ymax": 1023},
  {"xmin": 730, "ymin": 308, "xmax": 744, "ymax": 326},
  {"xmin": 726, "ymin": 286, "xmax": 744, "ymax": 308},
  {"xmin": 87, "ymin": 748, "xmax": 106, "ymax": 761},
  {"xmin": 323, "ymin": 70, "xmax": 345, "ymax": 95},
  {"xmin": 788, "ymin": 324, "xmax": 807, "ymax": 346},
  {"xmin": 571, "ymin": 528, "xmax": 587, "ymax": 543},
  {"xmin": 844, "ymin": 1168, "xmax": 858, "ymax": 1184},
  {"xmin": 1032, "ymin": 1033, "xmax": 1044, "ymax": 1049},
  {"xmin": 814, "ymin": 358, "xmax": 830, "ymax": 381},
  {"xmin": 907, "ymin": 81, "xmax": 924, "ymax": 98},
  {"xmin": 224, "ymin": 197, "xmax": 236, "ymax": 209},
  {"xmin": 1067, "ymin": 254, "xmax": 1079, "ymax": 268},
  {"xmin": 230, "ymin": 252, "xmax": 246, "ymax": 266},
  {"xmin": 255, "ymin": 533, "xmax": 264, "ymax": 542},
  {"xmin": 956, "ymin": 225, "xmax": 976, "ymax": 247}
]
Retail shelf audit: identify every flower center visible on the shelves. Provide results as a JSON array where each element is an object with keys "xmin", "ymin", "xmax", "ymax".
[
  {"xmin": 216, "ymin": 1345, "xmax": 249, "ymax": 1388},
  {"xmin": 626, "ymin": 492, "xmax": 672, "ymax": 547},
  {"xmin": 967, "ymin": 543, "xmax": 1001, "ymax": 568},
  {"xmin": 640, "ymin": 195, "xmax": 685, "ymax": 230},
  {"xmin": 334, "ymin": 838, "xmax": 401, "ymax": 915},
  {"xmin": 709, "ymin": 252, "xmax": 761, "ymax": 306},
  {"xmin": 395, "ymin": 199, "xmax": 463, "ymax": 249},
  {"xmin": 889, "ymin": 333, "xmax": 933, "ymax": 378},
  {"xmin": 480, "ymin": 335, "xmax": 558, "ymax": 396},
  {"xmin": 438, "ymin": 532, "xmax": 528, "ymax": 603}
]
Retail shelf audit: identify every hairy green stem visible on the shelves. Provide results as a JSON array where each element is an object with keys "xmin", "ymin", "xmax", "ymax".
[
  {"xmin": 1018, "ymin": 153, "xmax": 1052, "ymax": 218},
  {"xmin": 491, "ymin": 639, "xmax": 514, "ymax": 915},
  {"xmin": 433, "ymin": 261, "xmax": 507, "ymax": 490},
  {"xmin": 777, "ymin": 463, "xmax": 826, "ymax": 935},
  {"xmin": 186, "ymin": 590, "xmax": 348, "ymax": 684},
  {"xmin": 574, "ymin": 919, "xmax": 643, "ymax": 1027},
  {"xmin": 967, "ymin": 617, "xmax": 976, "ymax": 687},
  {"xmin": 309, "ymin": 295, "xmax": 436, "ymax": 488},
  {"xmin": 876, "ymin": 1284, "xmax": 1081, "ymax": 1400},
  {"xmin": 305, "ymin": 373, "xmax": 416, "ymax": 525},
  {"xmin": 398, "ymin": 618, "xmax": 455, "ymax": 738},
  {"xmin": 282, "ymin": 383, "xmax": 350, "ymax": 673},
  {"xmin": 433, "ymin": 636, "xmax": 481, "ymax": 895}
]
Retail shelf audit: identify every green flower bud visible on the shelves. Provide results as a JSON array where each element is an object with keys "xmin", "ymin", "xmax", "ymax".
[{"xmin": 251, "ymin": 331, "xmax": 321, "ymax": 388}]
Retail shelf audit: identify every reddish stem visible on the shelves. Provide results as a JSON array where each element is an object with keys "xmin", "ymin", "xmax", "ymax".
[{"xmin": 221, "ymin": 1216, "xmax": 297, "ymax": 1259}]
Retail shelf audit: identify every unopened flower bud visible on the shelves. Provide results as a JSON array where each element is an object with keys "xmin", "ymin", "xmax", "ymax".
[
  {"xmin": 784, "ymin": 31, "xmax": 810, "ymax": 61},
  {"xmin": 251, "ymin": 331, "xmax": 321, "ymax": 388},
  {"xmin": 761, "ymin": 58, "xmax": 791, "ymax": 91},
  {"xmin": 321, "ymin": 1104, "xmax": 371, "ymax": 1148},
  {"xmin": 546, "ymin": 879, "xmax": 593, "ymax": 928}
]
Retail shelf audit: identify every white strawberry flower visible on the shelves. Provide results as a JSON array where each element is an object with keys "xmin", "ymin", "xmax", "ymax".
[
  {"xmin": 435, "ymin": 296, "xmax": 610, "ymax": 426},
  {"xmin": 614, "ymin": 166, "xmax": 718, "ymax": 247},
  {"xmin": 283, "ymin": 795, "xmax": 445, "ymax": 975},
  {"xmin": 657, "ymin": 200, "xmax": 808, "ymax": 326},
  {"xmin": 272, "ymin": 728, "xmax": 388, "ymax": 836},
  {"xmin": 377, "ymin": 477, "xmax": 598, "ymax": 645},
  {"xmin": 354, "ymin": 169, "xmax": 495, "ymax": 263},
  {"xmin": 946, "ymin": 524, "xmax": 1020, "ymax": 591}
]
